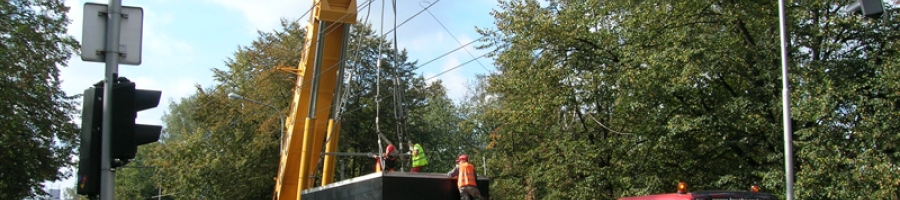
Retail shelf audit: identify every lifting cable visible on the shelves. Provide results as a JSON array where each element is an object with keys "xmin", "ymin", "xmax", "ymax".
[
  {"xmin": 337, "ymin": 27, "xmax": 496, "ymax": 118},
  {"xmin": 289, "ymin": 0, "xmax": 493, "ymax": 157},
  {"xmin": 293, "ymin": 0, "xmax": 440, "ymax": 93},
  {"xmin": 420, "ymin": 1, "xmax": 490, "ymax": 72},
  {"xmin": 326, "ymin": 0, "xmax": 376, "ymax": 143},
  {"xmin": 375, "ymin": 0, "xmax": 386, "ymax": 170},
  {"xmin": 294, "ymin": 0, "xmax": 457, "ymax": 121},
  {"xmin": 389, "ymin": 0, "xmax": 410, "ymax": 171}
]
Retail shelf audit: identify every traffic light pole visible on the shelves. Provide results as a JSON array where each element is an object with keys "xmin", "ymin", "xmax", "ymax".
[{"xmin": 101, "ymin": 0, "xmax": 122, "ymax": 199}]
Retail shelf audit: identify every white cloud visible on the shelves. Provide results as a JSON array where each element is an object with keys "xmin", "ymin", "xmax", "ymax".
[
  {"xmin": 402, "ymin": 32, "xmax": 443, "ymax": 52},
  {"xmin": 65, "ymin": 0, "xmax": 84, "ymax": 38},
  {"xmin": 205, "ymin": 0, "xmax": 314, "ymax": 33},
  {"xmin": 421, "ymin": 57, "xmax": 468, "ymax": 101},
  {"xmin": 171, "ymin": 78, "xmax": 200, "ymax": 100},
  {"xmin": 131, "ymin": 76, "xmax": 161, "ymax": 90},
  {"xmin": 410, "ymin": 28, "xmax": 493, "ymax": 102},
  {"xmin": 455, "ymin": 35, "xmax": 477, "ymax": 53},
  {"xmin": 143, "ymin": 10, "xmax": 195, "ymax": 61},
  {"xmin": 60, "ymin": 63, "xmax": 102, "ymax": 95},
  {"xmin": 130, "ymin": 78, "xmax": 199, "ymax": 125}
]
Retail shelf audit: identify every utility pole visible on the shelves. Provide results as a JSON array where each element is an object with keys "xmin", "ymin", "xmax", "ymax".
[
  {"xmin": 79, "ymin": 1, "xmax": 145, "ymax": 199},
  {"xmin": 100, "ymin": 0, "xmax": 123, "ymax": 199}
]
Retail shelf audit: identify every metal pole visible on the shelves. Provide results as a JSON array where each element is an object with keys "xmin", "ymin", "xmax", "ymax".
[
  {"xmin": 778, "ymin": 0, "xmax": 794, "ymax": 199},
  {"xmin": 101, "ymin": 0, "xmax": 122, "ymax": 199},
  {"xmin": 482, "ymin": 156, "xmax": 486, "ymax": 175}
]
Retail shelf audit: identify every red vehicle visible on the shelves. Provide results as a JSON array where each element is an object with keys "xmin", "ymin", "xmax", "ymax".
[{"xmin": 618, "ymin": 182, "xmax": 778, "ymax": 200}]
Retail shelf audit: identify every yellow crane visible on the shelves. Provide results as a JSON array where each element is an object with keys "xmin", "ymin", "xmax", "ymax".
[
  {"xmin": 276, "ymin": 1, "xmax": 490, "ymax": 199},
  {"xmin": 274, "ymin": 0, "xmax": 357, "ymax": 199}
]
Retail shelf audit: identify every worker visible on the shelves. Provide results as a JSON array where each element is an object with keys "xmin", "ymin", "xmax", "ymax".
[
  {"xmin": 447, "ymin": 154, "xmax": 481, "ymax": 200},
  {"xmin": 374, "ymin": 144, "xmax": 397, "ymax": 172},
  {"xmin": 408, "ymin": 139, "xmax": 428, "ymax": 173}
]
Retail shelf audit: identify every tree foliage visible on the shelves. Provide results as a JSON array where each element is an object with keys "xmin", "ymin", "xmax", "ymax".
[
  {"xmin": 135, "ymin": 19, "xmax": 304, "ymax": 199},
  {"xmin": 113, "ymin": 19, "xmax": 461, "ymax": 198},
  {"xmin": 476, "ymin": 0, "xmax": 900, "ymax": 199},
  {"xmin": 0, "ymin": 0, "xmax": 80, "ymax": 199},
  {"xmin": 81, "ymin": 0, "xmax": 900, "ymax": 199}
]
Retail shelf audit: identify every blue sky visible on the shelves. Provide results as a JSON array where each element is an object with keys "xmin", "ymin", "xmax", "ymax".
[{"xmin": 53, "ymin": 0, "xmax": 499, "ymax": 193}]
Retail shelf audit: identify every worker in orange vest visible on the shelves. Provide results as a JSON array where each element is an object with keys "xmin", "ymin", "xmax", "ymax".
[{"xmin": 447, "ymin": 154, "xmax": 482, "ymax": 200}]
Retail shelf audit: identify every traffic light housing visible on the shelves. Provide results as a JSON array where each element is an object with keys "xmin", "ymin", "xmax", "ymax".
[
  {"xmin": 110, "ymin": 77, "xmax": 162, "ymax": 165},
  {"xmin": 76, "ymin": 87, "xmax": 102, "ymax": 196},
  {"xmin": 76, "ymin": 77, "xmax": 162, "ymax": 196}
]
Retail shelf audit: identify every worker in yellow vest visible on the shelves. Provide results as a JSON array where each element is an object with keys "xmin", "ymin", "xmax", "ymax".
[
  {"xmin": 447, "ymin": 154, "xmax": 481, "ymax": 200},
  {"xmin": 408, "ymin": 139, "xmax": 428, "ymax": 173}
]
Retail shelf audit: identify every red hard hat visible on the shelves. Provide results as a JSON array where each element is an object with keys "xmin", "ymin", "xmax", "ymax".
[
  {"xmin": 457, "ymin": 154, "xmax": 468, "ymax": 162},
  {"xmin": 385, "ymin": 144, "xmax": 395, "ymax": 154}
]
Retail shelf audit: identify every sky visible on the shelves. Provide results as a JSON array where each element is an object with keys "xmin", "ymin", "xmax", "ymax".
[{"xmin": 51, "ymin": 0, "xmax": 500, "ymax": 194}]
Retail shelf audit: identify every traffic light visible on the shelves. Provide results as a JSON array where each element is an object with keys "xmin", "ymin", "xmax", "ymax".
[
  {"xmin": 76, "ymin": 77, "xmax": 162, "ymax": 195},
  {"xmin": 77, "ymin": 86, "xmax": 102, "ymax": 196},
  {"xmin": 110, "ymin": 77, "xmax": 162, "ymax": 166}
]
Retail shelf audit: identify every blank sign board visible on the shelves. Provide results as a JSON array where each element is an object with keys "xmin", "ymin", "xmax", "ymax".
[{"xmin": 81, "ymin": 3, "xmax": 143, "ymax": 65}]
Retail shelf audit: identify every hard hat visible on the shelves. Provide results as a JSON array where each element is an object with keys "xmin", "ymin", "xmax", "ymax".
[
  {"xmin": 457, "ymin": 154, "xmax": 468, "ymax": 162},
  {"xmin": 385, "ymin": 144, "xmax": 395, "ymax": 154}
]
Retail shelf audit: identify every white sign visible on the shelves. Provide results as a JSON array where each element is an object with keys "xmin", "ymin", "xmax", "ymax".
[{"xmin": 81, "ymin": 3, "xmax": 143, "ymax": 65}]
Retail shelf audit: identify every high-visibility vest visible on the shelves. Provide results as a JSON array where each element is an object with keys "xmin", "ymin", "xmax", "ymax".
[
  {"xmin": 457, "ymin": 162, "xmax": 477, "ymax": 188},
  {"xmin": 375, "ymin": 157, "xmax": 382, "ymax": 172},
  {"xmin": 411, "ymin": 144, "xmax": 428, "ymax": 167}
]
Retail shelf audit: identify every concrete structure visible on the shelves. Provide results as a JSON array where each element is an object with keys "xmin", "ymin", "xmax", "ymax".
[{"xmin": 302, "ymin": 172, "xmax": 490, "ymax": 200}]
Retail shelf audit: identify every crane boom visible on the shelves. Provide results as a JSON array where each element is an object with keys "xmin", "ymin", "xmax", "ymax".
[{"xmin": 274, "ymin": 1, "xmax": 357, "ymax": 199}]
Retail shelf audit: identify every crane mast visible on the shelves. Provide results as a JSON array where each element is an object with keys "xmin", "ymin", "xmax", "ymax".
[{"xmin": 274, "ymin": 1, "xmax": 357, "ymax": 199}]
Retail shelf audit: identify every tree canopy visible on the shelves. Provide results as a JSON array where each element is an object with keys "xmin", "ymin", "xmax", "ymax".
[
  {"xmin": 112, "ymin": 19, "xmax": 463, "ymax": 199},
  {"xmin": 101, "ymin": 0, "xmax": 900, "ymax": 199},
  {"xmin": 476, "ymin": 0, "xmax": 900, "ymax": 199},
  {"xmin": 0, "ymin": 0, "xmax": 80, "ymax": 199}
]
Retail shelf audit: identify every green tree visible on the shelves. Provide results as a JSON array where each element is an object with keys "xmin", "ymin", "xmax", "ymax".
[
  {"xmin": 115, "ymin": 145, "xmax": 169, "ymax": 199},
  {"xmin": 118, "ymin": 18, "xmax": 463, "ymax": 198},
  {"xmin": 109, "ymin": 92, "xmax": 189, "ymax": 199},
  {"xmin": 477, "ymin": 1, "xmax": 634, "ymax": 198},
  {"xmin": 0, "ymin": 0, "xmax": 80, "ymax": 199},
  {"xmin": 477, "ymin": 0, "xmax": 900, "ymax": 199},
  {"xmin": 787, "ymin": 1, "xmax": 900, "ymax": 198},
  {"xmin": 407, "ymin": 79, "xmax": 466, "ymax": 172},
  {"xmin": 453, "ymin": 75, "xmax": 499, "ymax": 171},
  {"xmin": 143, "ymin": 19, "xmax": 304, "ymax": 199}
]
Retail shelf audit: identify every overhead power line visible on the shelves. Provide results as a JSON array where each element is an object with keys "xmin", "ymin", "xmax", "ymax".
[{"xmin": 420, "ymin": 2, "xmax": 490, "ymax": 72}]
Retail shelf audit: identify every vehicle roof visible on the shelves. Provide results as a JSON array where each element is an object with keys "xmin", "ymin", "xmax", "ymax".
[
  {"xmin": 618, "ymin": 191, "xmax": 778, "ymax": 200},
  {"xmin": 618, "ymin": 193, "xmax": 693, "ymax": 200},
  {"xmin": 691, "ymin": 190, "xmax": 778, "ymax": 199}
]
